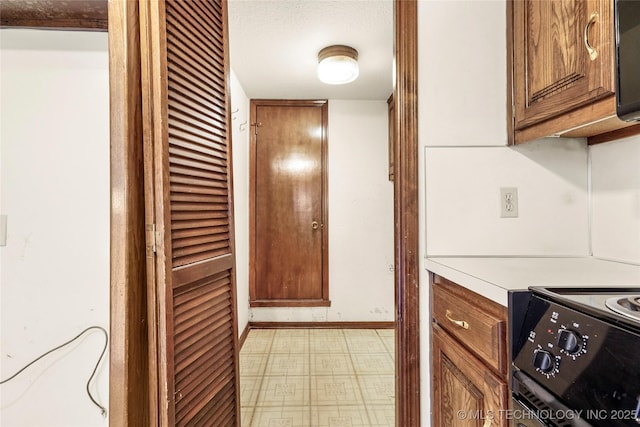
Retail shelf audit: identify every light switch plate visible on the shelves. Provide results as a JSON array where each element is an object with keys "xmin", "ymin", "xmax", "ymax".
[{"xmin": 0, "ymin": 215, "xmax": 6, "ymax": 246}]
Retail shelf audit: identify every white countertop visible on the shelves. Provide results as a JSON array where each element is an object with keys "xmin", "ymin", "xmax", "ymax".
[{"xmin": 424, "ymin": 257, "xmax": 640, "ymax": 306}]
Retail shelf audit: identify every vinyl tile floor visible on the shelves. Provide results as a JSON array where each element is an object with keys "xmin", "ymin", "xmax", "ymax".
[{"xmin": 240, "ymin": 328, "xmax": 395, "ymax": 427}]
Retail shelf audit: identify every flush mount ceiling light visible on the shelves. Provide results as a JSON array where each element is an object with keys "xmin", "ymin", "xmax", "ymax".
[{"xmin": 317, "ymin": 45, "xmax": 359, "ymax": 85}]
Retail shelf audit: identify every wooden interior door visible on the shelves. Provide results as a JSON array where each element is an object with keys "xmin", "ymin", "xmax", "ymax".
[
  {"xmin": 250, "ymin": 100, "xmax": 329, "ymax": 307},
  {"xmin": 140, "ymin": 0, "xmax": 240, "ymax": 425}
]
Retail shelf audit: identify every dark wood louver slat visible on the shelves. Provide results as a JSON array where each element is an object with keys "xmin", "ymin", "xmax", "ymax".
[
  {"xmin": 166, "ymin": 0, "xmax": 230, "ymax": 266},
  {"xmin": 166, "ymin": 0, "xmax": 237, "ymax": 422},
  {"xmin": 173, "ymin": 274, "xmax": 234, "ymax": 425},
  {"xmin": 143, "ymin": 0, "xmax": 239, "ymax": 425}
]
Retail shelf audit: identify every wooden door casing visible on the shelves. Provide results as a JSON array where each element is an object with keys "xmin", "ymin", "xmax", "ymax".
[
  {"xmin": 432, "ymin": 324, "xmax": 508, "ymax": 427},
  {"xmin": 387, "ymin": 93, "xmax": 395, "ymax": 182},
  {"xmin": 394, "ymin": 1, "xmax": 421, "ymax": 425},
  {"xmin": 10, "ymin": 0, "xmax": 423, "ymax": 424},
  {"xmin": 140, "ymin": 0, "xmax": 240, "ymax": 425},
  {"xmin": 249, "ymin": 100, "xmax": 329, "ymax": 307},
  {"xmin": 513, "ymin": 0, "xmax": 614, "ymax": 130},
  {"xmin": 0, "ymin": 0, "xmax": 108, "ymax": 29},
  {"xmin": 108, "ymin": 0, "xmax": 149, "ymax": 424}
]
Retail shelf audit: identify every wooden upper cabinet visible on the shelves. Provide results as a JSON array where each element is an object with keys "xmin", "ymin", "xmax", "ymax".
[
  {"xmin": 514, "ymin": 0, "xmax": 614, "ymax": 129},
  {"xmin": 510, "ymin": 0, "xmax": 640, "ymax": 144}
]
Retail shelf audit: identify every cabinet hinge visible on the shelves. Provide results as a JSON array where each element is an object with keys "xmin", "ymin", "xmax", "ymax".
[{"xmin": 146, "ymin": 223, "xmax": 157, "ymax": 254}]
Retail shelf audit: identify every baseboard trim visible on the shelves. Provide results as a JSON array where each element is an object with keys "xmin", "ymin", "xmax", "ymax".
[
  {"xmin": 238, "ymin": 322, "xmax": 251, "ymax": 350},
  {"xmin": 248, "ymin": 321, "xmax": 396, "ymax": 329}
]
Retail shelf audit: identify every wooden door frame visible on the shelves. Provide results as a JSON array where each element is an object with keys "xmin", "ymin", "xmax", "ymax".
[
  {"xmin": 0, "ymin": 1, "xmax": 150, "ymax": 424},
  {"xmin": 108, "ymin": 1, "xmax": 150, "ymax": 424},
  {"xmin": 248, "ymin": 99, "xmax": 330, "ymax": 308},
  {"xmin": 394, "ymin": 1, "xmax": 420, "ymax": 425},
  {"xmin": 0, "ymin": 0, "xmax": 420, "ymax": 425}
]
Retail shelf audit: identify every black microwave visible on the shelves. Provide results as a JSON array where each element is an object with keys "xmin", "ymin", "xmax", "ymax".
[{"xmin": 615, "ymin": 0, "xmax": 640, "ymax": 122}]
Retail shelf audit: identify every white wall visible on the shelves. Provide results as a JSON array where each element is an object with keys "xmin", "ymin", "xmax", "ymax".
[
  {"xmin": 230, "ymin": 70, "xmax": 251, "ymax": 336},
  {"xmin": 418, "ymin": 0, "xmax": 640, "ymax": 423},
  {"xmin": 0, "ymin": 30, "xmax": 110, "ymax": 426},
  {"xmin": 425, "ymin": 139, "xmax": 589, "ymax": 256},
  {"xmin": 326, "ymin": 100, "xmax": 394, "ymax": 321},
  {"xmin": 590, "ymin": 135, "xmax": 640, "ymax": 265},
  {"xmin": 247, "ymin": 100, "xmax": 395, "ymax": 322},
  {"xmin": 418, "ymin": 1, "xmax": 507, "ymax": 420},
  {"xmin": 420, "ymin": 0, "xmax": 507, "ymax": 147},
  {"xmin": 418, "ymin": 0, "xmax": 589, "ymax": 423}
]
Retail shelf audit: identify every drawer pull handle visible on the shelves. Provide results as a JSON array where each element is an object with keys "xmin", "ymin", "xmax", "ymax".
[
  {"xmin": 445, "ymin": 309, "xmax": 469, "ymax": 329},
  {"xmin": 584, "ymin": 11, "xmax": 599, "ymax": 61}
]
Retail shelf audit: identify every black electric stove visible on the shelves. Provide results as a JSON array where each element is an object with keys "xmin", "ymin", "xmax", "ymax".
[{"xmin": 510, "ymin": 287, "xmax": 640, "ymax": 426}]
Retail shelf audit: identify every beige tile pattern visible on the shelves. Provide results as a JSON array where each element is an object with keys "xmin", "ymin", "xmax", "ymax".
[
  {"xmin": 350, "ymin": 353, "xmax": 394, "ymax": 376},
  {"xmin": 240, "ymin": 328, "xmax": 395, "ymax": 427}
]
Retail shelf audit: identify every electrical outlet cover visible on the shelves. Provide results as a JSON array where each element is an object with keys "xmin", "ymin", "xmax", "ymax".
[{"xmin": 500, "ymin": 187, "xmax": 518, "ymax": 218}]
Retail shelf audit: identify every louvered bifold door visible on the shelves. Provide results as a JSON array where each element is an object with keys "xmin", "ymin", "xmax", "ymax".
[{"xmin": 140, "ymin": 0, "xmax": 240, "ymax": 426}]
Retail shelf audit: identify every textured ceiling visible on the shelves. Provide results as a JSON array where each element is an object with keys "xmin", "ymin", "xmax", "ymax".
[{"xmin": 227, "ymin": 0, "xmax": 394, "ymax": 101}]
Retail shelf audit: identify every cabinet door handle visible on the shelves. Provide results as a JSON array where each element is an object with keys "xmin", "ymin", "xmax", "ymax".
[
  {"xmin": 584, "ymin": 11, "xmax": 599, "ymax": 61},
  {"xmin": 445, "ymin": 309, "xmax": 469, "ymax": 329}
]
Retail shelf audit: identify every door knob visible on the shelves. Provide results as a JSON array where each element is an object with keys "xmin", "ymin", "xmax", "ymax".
[{"xmin": 311, "ymin": 221, "xmax": 320, "ymax": 230}]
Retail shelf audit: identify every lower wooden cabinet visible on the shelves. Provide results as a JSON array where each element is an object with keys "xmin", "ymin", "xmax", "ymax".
[
  {"xmin": 432, "ymin": 324, "xmax": 509, "ymax": 427},
  {"xmin": 431, "ymin": 275, "xmax": 509, "ymax": 427}
]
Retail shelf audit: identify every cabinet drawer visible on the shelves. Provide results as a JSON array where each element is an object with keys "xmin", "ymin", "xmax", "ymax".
[{"xmin": 432, "ymin": 276, "xmax": 508, "ymax": 376}]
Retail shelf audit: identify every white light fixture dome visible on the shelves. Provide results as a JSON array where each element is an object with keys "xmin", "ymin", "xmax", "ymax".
[{"xmin": 317, "ymin": 45, "xmax": 359, "ymax": 85}]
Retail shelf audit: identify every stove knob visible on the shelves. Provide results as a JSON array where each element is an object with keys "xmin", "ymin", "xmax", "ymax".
[
  {"xmin": 532, "ymin": 349, "xmax": 555, "ymax": 373},
  {"xmin": 557, "ymin": 329, "xmax": 582, "ymax": 354}
]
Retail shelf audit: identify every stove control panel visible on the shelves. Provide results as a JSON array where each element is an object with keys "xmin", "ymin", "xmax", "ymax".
[
  {"xmin": 518, "ymin": 305, "xmax": 594, "ymax": 379},
  {"xmin": 512, "ymin": 293, "xmax": 640, "ymax": 426}
]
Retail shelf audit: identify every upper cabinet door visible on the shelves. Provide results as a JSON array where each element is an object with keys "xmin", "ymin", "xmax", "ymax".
[{"xmin": 513, "ymin": 0, "xmax": 614, "ymax": 130}]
